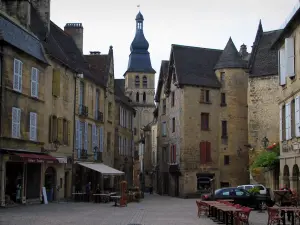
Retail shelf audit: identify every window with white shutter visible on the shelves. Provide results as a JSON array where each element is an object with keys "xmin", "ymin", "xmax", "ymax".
[
  {"xmin": 279, "ymin": 48, "xmax": 286, "ymax": 86},
  {"xmin": 295, "ymin": 96, "xmax": 300, "ymax": 137},
  {"xmin": 280, "ymin": 107, "xmax": 283, "ymax": 141},
  {"xmin": 84, "ymin": 122, "xmax": 88, "ymax": 150},
  {"xmin": 285, "ymin": 103, "xmax": 292, "ymax": 140},
  {"xmin": 31, "ymin": 67, "xmax": 39, "ymax": 97},
  {"xmin": 12, "ymin": 107, "xmax": 21, "ymax": 138},
  {"xmin": 13, "ymin": 59, "xmax": 23, "ymax": 92},
  {"xmin": 29, "ymin": 112, "xmax": 37, "ymax": 141},
  {"xmin": 285, "ymin": 37, "xmax": 295, "ymax": 77}
]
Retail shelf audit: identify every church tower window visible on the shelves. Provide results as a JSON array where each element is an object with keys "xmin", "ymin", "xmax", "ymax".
[
  {"xmin": 135, "ymin": 75, "xmax": 140, "ymax": 88},
  {"xmin": 143, "ymin": 92, "xmax": 146, "ymax": 102},
  {"xmin": 143, "ymin": 76, "xmax": 147, "ymax": 88},
  {"xmin": 136, "ymin": 92, "xmax": 140, "ymax": 102}
]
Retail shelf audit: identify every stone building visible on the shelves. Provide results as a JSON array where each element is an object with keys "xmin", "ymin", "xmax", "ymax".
[
  {"xmin": 155, "ymin": 40, "xmax": 250, "ymax": 197},
  {"xmin": 272, "ymin": 5, "xmax": 300, "ymax": 192},
  {"xmin": 117, "ymin": 11, "xmax": 156, "ymax": 186},
  {"xmin": 247, "ymin": 21, "xmax": 282, "ymax": 188},
  {"xmin": 114, "ymin": 79, "xmax": 135, "ymax": 186}
]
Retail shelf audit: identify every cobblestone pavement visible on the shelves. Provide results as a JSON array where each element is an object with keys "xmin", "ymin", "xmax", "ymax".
[{"xmin": 0, "ymin": 194, "xmax": 267, "ymax": 225}]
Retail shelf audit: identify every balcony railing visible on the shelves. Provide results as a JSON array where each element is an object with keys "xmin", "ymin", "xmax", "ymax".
[
  {"xmin": 95, "ymin": 111, "xmax": 104, "ymax": 123},
  {"xmin": 79, "ymin": 105, "xmax": 88, "ymax": 117}
]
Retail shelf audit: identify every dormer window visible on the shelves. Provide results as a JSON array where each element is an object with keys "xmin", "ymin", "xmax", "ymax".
[
  {"xmin": 135, "ymin": 75, "xmax": 140, "ymax": 87},
  {"xmin": 143, "ymin": 76, "xmax": 147, "ymax": 88}
]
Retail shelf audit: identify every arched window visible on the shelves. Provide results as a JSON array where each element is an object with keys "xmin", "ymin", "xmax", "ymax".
[
  {"xmin": 143, "ymin": 92, "xmax": 146, "ymax": 102},
  {"xmin": 143, "ymin": 76, "xmax": 147, "ymax": 88},
  {"xmin": 136, "ymin": 92, "xmax": 139, "ymax": 102},
  {"xmin": 135, "ymin": 75, "xmax": 140, "ymax": 87}
]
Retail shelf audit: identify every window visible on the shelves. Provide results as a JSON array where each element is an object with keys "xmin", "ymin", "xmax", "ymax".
[
  {"xmin": 63, "ymin": 119, "xmax": 69, "ymax": 145},
  {"xmin": 29, "ymin": 112, "xmax": 37, "ymax": 141},
  {"xmin": 235, "ymin": 190, "xmax": 245, "ymax": 196},
  {"xmin": 220, "ymin": 72, "xmax": 225, "ymax": 82},
  {"xmin": 162, "ymin": 122, "xmax": 167, "ymax": 136},
  {"xmin": 63, "ymin": 74, "xmax": 69, "ymax": 102},
  {"xmin": 135, "ymin": 75, "xmax": 140, "ymax": 87},
  {"xmin": 170, "ymin": 144, "xmax": 176, "ymax": 163},
  {"xmin": 52, "ymin": 69, "xmax": 61, "ymax": 97},
  {"xmin": 291, "ymin": 100, "xmax": 295, "ymax": 137},
  {"xmin": 285, "ymin": 37, "xmax": 295, "ymax": 78},
  {"xmin": 279, "ymin": 48, "xmax": 286, "ymax": 85},
  {"xmin": 162, "ymin": 99, "xmax": 166, "ymax": 114},
  {"xmin": 136, "ymin": 92, "xmax": 139, "ymax": 102},
  {"xmin": 200, "ymin": 90, "xmax": 210, "ymax": 103},
  {"xmin": 172, "ymin": 117, "xmax": 175, "ymax": 133},
  {"xmin": 52, "ymin": 116, "xmax": 58, "ymax": 142},
  {"xmin": 200, "ymin": 141, "xmax": 212, "ymax": 164},
  {"xmin": 79, "ymin": 81, "xmax": 84, "ymax": 105},
  {"xmin": 280, "ymin": 105, "xmax": 286, "ymax": 141},
  {"xmin": 295, "ymin": 96, "xmax": 300, "ymax": 137},
  {"xmin": 221, "ymin": 191, "xmax": 230, "ymax": 196},
  {"xmin": 143, "ymin": 92, "xmax": 146, "ymax": 102},
  {"xmin": 13, "ymin": 59, "xmax": 23, "ymax": 92},
  {"xmin": 107, "ymin": 132, "xmax": 111, "ymax": 151},
  {"xmin": 143, "ymin": 76, "xmax": 147, "ymax": 88},
  {"xmin": 285, "ymin": 102, "xmax": 292, "ymax": 140},
  {"xmin": 201, "ymin": 113, "xmax": 209, "ymax": 130},
  {"xmin": 108, "ymin": 102, "xmax": 112, "ymax": 120},
  {"xmin": 12, "ymin": 107, "xmax": 21, "ymax": 138},
  {"xmin": 31, "ymin": 67, "xmax": 39, "ymax": 98},
  {"xmin": 171, "ymin": 92, "xmax": 175, "ymax": 107},
  {"xmin": 224, "ymin": 155, "xmax": 230, "ymax": 165},
  {"xmin": 221, "ymin": 93, "xmax": 226, "ymax": 106},
  {"xmin": 222, "ymin": 121, "xmax": 227, "ymax": 138}
]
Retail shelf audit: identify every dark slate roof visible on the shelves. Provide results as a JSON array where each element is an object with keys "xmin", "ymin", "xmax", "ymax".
[
  {"xmin": 172, "ymin": 45, "xmax": 222, "ymax": 88},
  {"xmin": 125, "ymin": 11, "xmax": 155, "ymax": 75},
  {"xmin": 0, "ymin": 16, "xmax": 48, "ymax": 64},
  {"xmin": 249, "ymin": 29, "xmax": 282, "ymax": 77},
  {"xmin": 30, "ymin": 6, "xmax": 105, "ymax": 86},
  {"xmin": 272, "ymin": 5, "xmax": 300, "ymax": 49},
  {"xmin": 154, "ymin": 60, "xmax": 169, "ymax": 102},
  {"xmin": 115, "ymin": 78, "xmax": 125, "ymax": 92},
  {"xmin": 114, "ymin": 79, "xmax": 133, "ymax": 109},
  {"xmin": 214, "ymin": 37, "xmax": 246, "ymax": 70},
  {"xmin": 136, "ymin": 11, "xmax": 144, "ymax": 21},
  {"xmin": 84, "ymin": 54, "xmax": 108, "ymax": 85}
]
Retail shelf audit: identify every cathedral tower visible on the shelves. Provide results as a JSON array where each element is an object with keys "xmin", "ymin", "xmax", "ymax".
[{"xmin": 124, "ymin": 11, "xmax": 156, "ymax": 140}]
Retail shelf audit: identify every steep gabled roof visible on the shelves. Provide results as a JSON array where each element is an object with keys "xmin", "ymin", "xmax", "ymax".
[
  {"xmin": 114, "ymin": 79, "xmax": 134, "ymax": 110},
  {"xmin": 84, "ymin": 54, "xmax": 108, "ymax": 86},
  {"xmin": 171, "ymin": 44, "xmax": 222, "ymax": 88},
  {"xmin": 0, "ymin": 15, "xmax": 48, "ymax": 64},
  {"xmin": 214, "ymin": 37, "xmax": 246, "ymax": 70},
  {"xmin": 154, "ymin": 60, "xmax": 169, "ymax": 102}
]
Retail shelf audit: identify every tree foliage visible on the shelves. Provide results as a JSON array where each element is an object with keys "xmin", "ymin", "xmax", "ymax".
[{"xmin": 251, "ymin": 144, "xmax": 279, "ymax": 169}]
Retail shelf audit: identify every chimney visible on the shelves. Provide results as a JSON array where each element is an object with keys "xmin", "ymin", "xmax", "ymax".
[
  {"xmin": 90, "ymin": 51, "xmax": 101, "ymax": 55},
  {"xmin": 64, "ymin": 23, "xmax": 84, "ymax": 53},
  {"xmin": 31, "ymin": 0, "xmax": 51, "ymax": 33},
  {"xmin": 239, "ymin": 44, "xmax": 248, "ymax": 58}
]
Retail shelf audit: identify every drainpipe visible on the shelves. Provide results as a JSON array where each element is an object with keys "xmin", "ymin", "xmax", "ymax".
[
  {"xmin": 0, "ymin": 44, "xmax": 3, "ymax": 141},
  {"xmin": 0, "ymin": 44, "xmax": 4, "ymax": 206},
  {"xmin": 71, "ymin": 75, "xmax": 78, "ymax": 197}
]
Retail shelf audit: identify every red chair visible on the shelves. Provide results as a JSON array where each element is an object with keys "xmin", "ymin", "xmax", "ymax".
[
  {"xmin": 267, "ymin": 208, "xmax": 282, "ymax": 225},
  {"xmin": 196, "ymin": 201, "xmax": 208, "ymax": 217},
  {"xmin": 238, "ymin": 207, "xmax": 252, "ymax": 225}
]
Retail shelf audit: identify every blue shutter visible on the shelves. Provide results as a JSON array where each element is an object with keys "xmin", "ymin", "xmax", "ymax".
[{"xmin": 84, "ymin": 122, "xmax": 88, "ymax": 150}]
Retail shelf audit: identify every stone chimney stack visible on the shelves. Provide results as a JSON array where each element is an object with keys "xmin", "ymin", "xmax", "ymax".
[
  {"xmin": 64, "ymin": 23, "xmax": 84, "ymax": 53},
  {"xmin": 239, "ymin": 44, "xmax": 248, "ymax": 58},
  {"xmin": 31, "ymin": 0, "xmax": 51, "ymax": 33}
]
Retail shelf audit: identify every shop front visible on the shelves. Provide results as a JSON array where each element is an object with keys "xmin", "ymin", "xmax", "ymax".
[{"xmin": 0, "ymin": 150, "xmax": 58, "ymax": 207}]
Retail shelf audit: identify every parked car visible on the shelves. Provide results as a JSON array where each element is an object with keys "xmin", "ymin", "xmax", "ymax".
[
  {"xmin": 237, "ymin": 184, "xmax": 267, "ymax": 195},
  {"xmin": 201, "ymin": 187, "xmax": 274, "ymax": 210}
]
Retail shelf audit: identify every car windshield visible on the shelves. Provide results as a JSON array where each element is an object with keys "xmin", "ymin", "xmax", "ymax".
[
  {"xmin": 215, "ymin": 189, "xmax": 222, "ymax": 194},
  {"xmin": 244, "ymin": 185, "xmax": 253, "ymax": 190}
]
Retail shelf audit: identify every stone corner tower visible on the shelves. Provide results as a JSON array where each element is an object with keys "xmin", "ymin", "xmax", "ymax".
[{"xmin": 124, "ymin": 11, "xmax": 156, "ymax": 140}]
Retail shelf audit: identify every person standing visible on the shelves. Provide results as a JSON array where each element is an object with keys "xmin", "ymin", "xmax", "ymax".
[
  {"xmin": 85, "ymin": 182, "xmax": 91, "ymax": 202},
  {"xmin": 16, "ymin": 181, "xmax": 21, "ymax": 203},
  {"xmin": 280, "ymin": 184, "xmax": 292, "ymax": 221}
]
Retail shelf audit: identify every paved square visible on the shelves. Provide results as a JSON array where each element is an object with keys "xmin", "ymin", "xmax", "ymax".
[{"xmin": 0, "ymin": 194, "xmax": 267, "ymax": 225}]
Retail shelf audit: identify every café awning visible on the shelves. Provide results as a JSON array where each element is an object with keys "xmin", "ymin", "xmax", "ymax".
[
  {"xmin": 13, "ymin": 153, "xmax": 58, "ymax": 163},
  {"xmin": 77, "ymin": 162, "xmax": 124, "ymax": 175}
]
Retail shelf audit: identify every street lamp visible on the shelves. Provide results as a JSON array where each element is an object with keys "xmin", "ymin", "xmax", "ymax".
[{"xmin": 262, "ymin": 137, "xmax": 269, "ymax": 149}]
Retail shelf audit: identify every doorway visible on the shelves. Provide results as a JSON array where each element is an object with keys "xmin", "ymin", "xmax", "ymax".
[
  {"xmin": 5, "ymin": 162, "xmax": 23, "ymax": 204},
  {"xmin": 174, "ymin": 175, "xmax": 179, "ymax": 197},
  {"xmin": 45, "ymin": 167, "xmax": 56, "ymax": 202},
  {"xmin": 64, "ymin": 172, "xmax": 69, "ymax": 199}
]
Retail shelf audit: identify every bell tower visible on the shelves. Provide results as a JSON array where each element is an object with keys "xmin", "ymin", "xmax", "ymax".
[{"xmin": 124, "ymin": 11, "xmax": 156, "ymax": 140}]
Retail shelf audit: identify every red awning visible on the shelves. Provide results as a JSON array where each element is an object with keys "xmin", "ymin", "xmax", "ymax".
[{"xmin": 14, "ymin": 153, "xmax": 58, "ymax": 163}]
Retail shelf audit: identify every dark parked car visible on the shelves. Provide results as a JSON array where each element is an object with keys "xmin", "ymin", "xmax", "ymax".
[{"xmin": 201, "ymin": 187, "xmax": 274, "ymax": 210}]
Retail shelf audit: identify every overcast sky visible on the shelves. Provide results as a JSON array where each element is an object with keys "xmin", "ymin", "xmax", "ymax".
[{"xmin": 51, "ymin": 0, "xmax": 298, "ymax": 87}]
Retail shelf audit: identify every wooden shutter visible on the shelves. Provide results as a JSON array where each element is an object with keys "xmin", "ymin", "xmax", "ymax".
[
  {"xmin": 67, "ymin": 120, "xmax": 71, "ymax": 145},
  {"xmin": 31, "ymin": 68, "xmax": 39, "ymax": 97},
  {"xmin": 49, "ymin": 116, "xmax": 53, "ymax": 142},
  {"xmin": 279, "ymin": 48, "xmax": 286, "ymax": 85},
  {"xmin": 295, "ymin": 96, "xmax": 300, "ymax": 137},
  {"xmin": 29, "ymin": 112, "xmax": 37, "ymax": 141},
  {"xmin": 13, "ymin": 59, "xmax": 20, "ymax": 91},
  {"xmin": 57, "ymin": 118, "xmax": 63, "ymax": 143},
  {"xmin": 206, "ymin": 142, "xmax": 212, "ymax": 162},
  {"xmin": 200, "ymin": 141, "xmax": 206, "ymax": 164},
  {"xmin": 285, "ymin": 37, "xmax": 295, "ymax": 77},
  {"xmin": 200, "ymin": 89, "xmax": 205, "ymax": 102},
  {"xmin": 52, "ymin": 69, "xmax": 61, "ymax": 97}
]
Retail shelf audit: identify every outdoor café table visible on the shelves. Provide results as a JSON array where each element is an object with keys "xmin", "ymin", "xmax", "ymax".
[
  {"xmin": 72, "ymin": 192, "xmax": 86, "ymax": 202},
  {"xmin": 270, "ymin": 206, "xmax": 300, "ymax": 225},
  {"xmin": 111, "ymin": 195, "xmax": 121, "ymax": 206},
  {"xmin": 200, "ymin": 201, "xmax": 221, "ymax": 217},
  {"xmin": 217, "ymin": 207, "xmax": 243, "ymax": 225}
]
